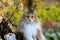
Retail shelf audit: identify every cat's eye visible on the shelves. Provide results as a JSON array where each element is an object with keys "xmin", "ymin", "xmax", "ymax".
[
  {"xmin": 25, "ymin": 16, "xmax": 34, "ymax": 18},
  {"xmin": 31, "ymin": 16, "xmax": 34, "ymax": 18},
  {"xmin": 26, "ymin": 16, "xmax": 30, "ymax": 18}
]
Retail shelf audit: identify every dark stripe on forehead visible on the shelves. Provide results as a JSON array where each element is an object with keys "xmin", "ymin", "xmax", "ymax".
[{"xmin": 28, "ymin": 10, "xmax": 34, "ymax": 14}]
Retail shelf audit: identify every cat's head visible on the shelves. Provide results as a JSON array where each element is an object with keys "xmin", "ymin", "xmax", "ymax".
[{"xmin": 22, "ymin": 9, "xmax": 38, "ymax": 23}]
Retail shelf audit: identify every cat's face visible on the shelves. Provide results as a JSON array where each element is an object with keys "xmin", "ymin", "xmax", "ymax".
[{"xmin": 24, "ymin": 13, "xmax": 36, "ymax": 23}]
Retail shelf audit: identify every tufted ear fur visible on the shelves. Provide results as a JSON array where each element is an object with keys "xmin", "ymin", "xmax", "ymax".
[
  {"xmin": 23, "ymin": 9, "xmax": 28, "ymax": 14},
  {"xmin": 33, "ymin": 10, "xmax": 36, "ymax": 14}
]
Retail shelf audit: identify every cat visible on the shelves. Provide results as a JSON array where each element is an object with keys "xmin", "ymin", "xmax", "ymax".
[{"xmin": 15, "ymin": 9, "xmax": 46, "ymax": 40}]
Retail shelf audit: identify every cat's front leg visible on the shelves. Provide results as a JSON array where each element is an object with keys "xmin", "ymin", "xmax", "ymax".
[{"xmin": 37, "ymin": 30, "xmax": 46, "ymax": 40}]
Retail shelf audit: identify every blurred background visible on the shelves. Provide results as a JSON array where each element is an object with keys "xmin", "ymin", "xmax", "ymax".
[{"xmin": 0, "ymin": 0, "xmax": 60, "ymax": 40}]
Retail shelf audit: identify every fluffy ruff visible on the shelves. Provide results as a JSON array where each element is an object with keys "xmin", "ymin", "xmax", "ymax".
[{"xmin": 15, "ymin": 21, "xmax": 46, "ymax": 40}]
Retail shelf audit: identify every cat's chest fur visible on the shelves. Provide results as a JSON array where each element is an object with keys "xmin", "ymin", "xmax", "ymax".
[
  {"xmin": 23, "ymin": 22, "xmax": 40, "ymax": 40},
  {"xmin": 24, "ymin": 23, "xmax": 37, "ymax": 35}
]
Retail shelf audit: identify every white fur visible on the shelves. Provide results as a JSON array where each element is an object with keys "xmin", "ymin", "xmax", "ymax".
[
  {"xmin": 26, "ymin": 19, "xmax": 34, "ymax": 23},
  {"xmin": 24, "ymin": 23, "xmax": 37, "ymax": 40},
  {"xmin": 23, "ymin": 22, "xmax": 46, "ymax": 40}
]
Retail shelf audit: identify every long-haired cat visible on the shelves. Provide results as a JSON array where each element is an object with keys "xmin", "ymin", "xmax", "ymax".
[{"xmin": 15, "ymin": 10, "xmax": 46, "ymax": 40}]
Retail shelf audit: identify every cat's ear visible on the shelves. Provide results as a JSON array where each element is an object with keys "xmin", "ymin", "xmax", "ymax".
[
  {"xmin": 33, "ymin": 10, "xmax": 36, "ymax": 14},
  {"xmin": 23, "ymin": 9, "xmax": 28, "ymax": 14}
]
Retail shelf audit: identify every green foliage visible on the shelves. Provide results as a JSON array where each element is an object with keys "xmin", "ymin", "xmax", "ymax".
[
  {"xmin": 12, "ymin": 10, "xmax": 23, "ymax": 27},
  {"xmin": 37, "ymin": 3, "xmax": 60, "ymax": 22},
  {"xmin": 44, "ymin": 29, "xmax": 60, "ymax": 40},
  {"xmin": 5, "ymin": 1, "xmax": 60, "ymax": 27},
  {"xmin": 0, "ymin": 0, "xmax": 60, "ymax": 27}
]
